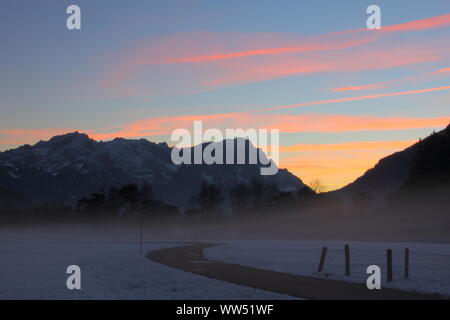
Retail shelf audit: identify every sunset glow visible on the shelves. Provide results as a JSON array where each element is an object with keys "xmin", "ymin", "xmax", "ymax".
[{"xmin": 1, "ymin": 2, "xmax": 450, "ymax": 190}]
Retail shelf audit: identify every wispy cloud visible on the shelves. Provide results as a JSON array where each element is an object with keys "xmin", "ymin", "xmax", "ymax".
[
  {"xmin": 88, "ymin": 113, "xmax": 449, "ymax": 141},
  {"xmin": 383, "ymin": 12, "xmax": 450, "ymax": 32},
  {"xmin": 262, "ymin": 85, "xmax": 450, "ymax": 111},
  {"xmin": 3, "ymin": 83, "xmax": 449, "ymax": 146},
  {"xmin": 100, "ymin": 12, "xmax": 450, "ymax": 95},
  {"xmin": 100, "ymin": 31, "xmax": 379, "ymax": 93},
  {"xmin": 332, "ymin": 84, "xmax": 384, "ymax": 92},
  {"xmin": 0, "ymin": 129, "xmax": 74, "ymax": 146},
  {"xmin": 154, "ymin": 13, "xmax": 450, "ymax": 65},
  {"xmin": 433, "ymin": 67, "xmax": 450, "ymax": 74},
  {"xmin": 201, "ymin": 43, "xmax": 444, "ymax": 87},
  {"xmin": 279, "ymin": 140, "xmax": 415, "ymax": 152},
  {"xmin": 332, "ymin": 67, "xmax": 450, "ymax": 92},
  {"xmin": 160, "ymin": 36, "xmax": 374, "ymax": 65}
]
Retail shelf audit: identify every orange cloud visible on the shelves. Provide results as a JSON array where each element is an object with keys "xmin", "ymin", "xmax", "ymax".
[
  {"xmin": 201, "ymin": 41, "xmax": 445, "ymax": 87},
  {"xmin": 0, "ymin": 129, "xmax": 74, "ymax": 146},
  {"xmin": 265, "ymin": 114, "xmax": 449, "ymax": 133},
  {"xmin": 332, "ymin": 67, "xmax": 450, "ymax": 93},
  {"xmin": 101, "ymin": 31, "xmax": 381, "ymax": 92},
  {"xmin": 433, "ymin": 67, "xmax": 450, "ymax": 74},
  {"xmin": 161, "ymin": 36, "xmax": 376, "ymax": 64},
  {"xmin": 2, "ymin": 113, "xmax": 447, "ymax": 148},
  {"xmin": 101, "ymin": 12, "xmax": 450, "ymax": 94},
  {"xmin": 88, "ymin": 112, "xmax": 449, "ymax": 141},
  {"xmin": 279, "ymin": 140, "xmax": 415, "ymax": 152},
  {"xmin": 384, "ymin": 13, "xmax": 450, "ymax": 32},
  {"xmin": 332, "ymin": 84, "xmax": 385, "ymax": 92},
  {"xmin": 159, "ymin": 13, "xmax": 450, "ymax": 65},
  {"xmin": 264, "ymin": 85, "xmax": 450, "ymax": 111}
]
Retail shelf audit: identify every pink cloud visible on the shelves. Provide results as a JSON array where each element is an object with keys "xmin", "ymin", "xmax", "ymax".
[
  {"xmin": 332, "ymin": 84, "xmax": 384, "ymax": 92},
  {"xmin": 332, "ymin": 67, "xmax": 450, "ymax": 93},
  {"xmin": 433, "ymin": 67, "xmax": 450, "ymax": 74},
  {"xmin": 147, "ymin": 13, "xmax": 450, "ymax": 65},
  {"xmin": 0, "ymin": 129, "xmax": 75, "ymax": 146},
  {"xmin": 384, "ymin": 13, "xmax": 450, "ymax": 32},
  {"xmin": 262, "ymin": 85, "xmax": 450, "ymax": 112},
  {"xmin": 88, "ymin": 113, "xmax": 449, "ymax": 141},
  {"xmin": 99, "ymin": 12, "xmax": 450, "ymax": 95},
  {"xmin": 203, "ymin": 42, "xmax": 445, "ymax": 87}
]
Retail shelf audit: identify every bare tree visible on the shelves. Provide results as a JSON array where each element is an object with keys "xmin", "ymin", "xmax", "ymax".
[
  {"xmin": 194, "ymin": 183, "xmax": 224, "ymax": 215},
  {"xmin": 308, "ymin": 178, "xmax": 326, "ymax": 194}
]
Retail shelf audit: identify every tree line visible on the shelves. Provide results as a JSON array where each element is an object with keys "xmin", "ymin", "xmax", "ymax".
[
  {"xmin": 187, "ymin": 178, "xmax": 317, "ymax": 216},
  {"xmin": 1, "ymin": 180, "xmax": 318, "ymax": 217},
  {"xmin": 76, "ymin": 183, "xmax": 178, "ymax": 216}
]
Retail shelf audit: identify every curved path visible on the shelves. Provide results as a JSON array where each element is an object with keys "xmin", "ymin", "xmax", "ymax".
[{"xmin": 146, "ymin": 242, "xmax": 445, "ymax": 300}]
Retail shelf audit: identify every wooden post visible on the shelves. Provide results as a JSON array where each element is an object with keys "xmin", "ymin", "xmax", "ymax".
[
  {"xmin": 387, "ymin": 249, "xmax": 393, "ymax": 282},
  {"xmin": 404, "ymin": 248, "xmax": 410, "ymax": 279},
  {"xmin": 345, "ymin": 244, "xmax": 350, "ymax": 276},
  {"xmin": 318, "ymin": 246, "xmax": 327, "ymax": 273}
]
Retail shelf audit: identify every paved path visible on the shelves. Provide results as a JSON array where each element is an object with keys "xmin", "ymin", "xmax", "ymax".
[{"xmin": 147, "ymin": 242, "xmax": 446, "ymax": 300}]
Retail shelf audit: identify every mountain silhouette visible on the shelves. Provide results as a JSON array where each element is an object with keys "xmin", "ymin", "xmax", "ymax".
[
  {"xmin": 329, "ymin": 124, "xmax": 450, "ymax": 208},
  {"xmin": 0, "ymin": 132, "xmax": 304, "ymax": 209},
  {"xmin": 2, "ymin": 125, "xmax": 448, "ymax": 214}
]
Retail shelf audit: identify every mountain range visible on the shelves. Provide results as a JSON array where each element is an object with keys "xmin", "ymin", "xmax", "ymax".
[
  {"xmin": 0, "ymin": 124, "xmax": 449, "ymax": 213},
  {"xmin": 0, "ymin": 132, "xmax": 303, "ymax": 210}
]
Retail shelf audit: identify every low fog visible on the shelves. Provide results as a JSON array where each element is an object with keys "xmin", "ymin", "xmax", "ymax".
[{"xmin": 2, "ymin": 197, "xmax": 449, "ymax": 243}]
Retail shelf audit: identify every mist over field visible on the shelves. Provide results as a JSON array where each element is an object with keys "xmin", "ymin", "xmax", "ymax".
[
  {"xmin": 2, "ymin": 193, "xmax": 449, "ymax": 243},
  {"xmin": 2, "ymin": 202, "xmax": 450, "ymax": 300}
]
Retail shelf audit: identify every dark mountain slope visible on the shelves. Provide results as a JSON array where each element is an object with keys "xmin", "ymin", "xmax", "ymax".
[
  {"xmin": 328, "ymin": 124, "xmax": 450, "ymax": 209},
  {"xmin": 402, "ymin": 125, "xmax": 450, "ymax": 191}
]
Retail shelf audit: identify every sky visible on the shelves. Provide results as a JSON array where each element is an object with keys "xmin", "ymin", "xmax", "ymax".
[{"xmin": 0, "ymin": 0, "xmax": 449, "ymax": 190}]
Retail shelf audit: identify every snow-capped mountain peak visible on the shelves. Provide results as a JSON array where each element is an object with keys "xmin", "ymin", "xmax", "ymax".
[{"xmin": 0, "ymin": 132, "xmax": 304, "ymax": 208}]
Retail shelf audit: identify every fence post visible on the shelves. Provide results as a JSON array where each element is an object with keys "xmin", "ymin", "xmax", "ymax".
[
  {"xmin": 318, "ymin": 246, "xmax": 327, "ymax": 273},
  {"xmin": 404, "ymin": 248, "xmax": 409, "ymax": 279},
  {"xmin": 387, "ymin": 249, "xmax": 393, "ymax": 282},
  {"xmin": 345, "ymin": 244, "xmax": 350, "ymax": 276}
]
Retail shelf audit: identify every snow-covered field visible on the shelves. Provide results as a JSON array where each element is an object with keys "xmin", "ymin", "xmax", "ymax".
[
  {"xmin": 205, "ymin": 241, "xmax": 450, "ymax": 297},
  {"xmin": 3, "ymin": 237, "xmax": 449, "ymax": 299},
  {"xmin": 0, "ymin": 241, "xmax": 294, "ymax": 300}
]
